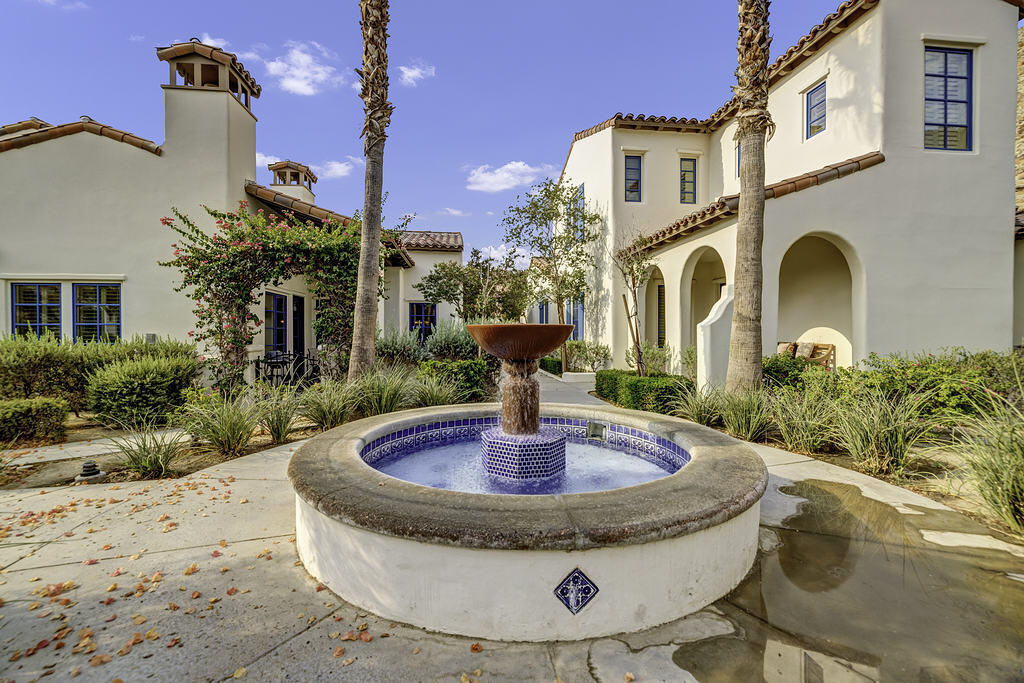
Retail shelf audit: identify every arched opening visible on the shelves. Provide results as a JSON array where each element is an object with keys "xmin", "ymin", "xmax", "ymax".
[
  {"xmin": 777, "ymin": 235, "xmax": 854, "ymax": 367},
  {"xmin": 644, "ymin": 266, "xmax": 665, "ymax": 348},
  {"xmin": 682, "ymin": 248, "xmax": 727, "ymax": 349}
]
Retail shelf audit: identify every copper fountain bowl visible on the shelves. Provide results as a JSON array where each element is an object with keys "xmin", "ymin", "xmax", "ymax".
[{"xmin": 465, "ymin": 324, "xmax": 574, "ymax": 361}]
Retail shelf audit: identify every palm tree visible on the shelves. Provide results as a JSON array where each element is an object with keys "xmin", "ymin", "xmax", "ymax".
[
  {"xmin": 726, "ymin": 0, "xmax": 774, "ymax": 393},
  {"xmin": 348, "ymin": 0, "xmax": 395, "ymax": 380}
]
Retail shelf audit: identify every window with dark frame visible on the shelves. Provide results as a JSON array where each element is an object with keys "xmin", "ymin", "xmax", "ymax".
[
  {"xmin": 565, "ymin": 298, "xmax": 584, "ymax": 341},
  {"xmin": 409, "ymin": 302, "xmax": 436, "ymax": 342},
  {"xmin": 264, "ymin": 292, "xmax": 288, "ymax": 355},
  {"xmin": 657, "ymin": 284, "xmax": 666, "ymax": 348},
  {"xmin": 924, "ymin": 46, "xmax": 972, "ymax": 151},
  {"xmin": 11, "ymin": 283, "xmax": 61, "ymax": 338},
  {"xmin": 538, "ymin": 301, "xmax": 549, "ymax": 324},
  {"xmin": 73, "ymin": 284, "xmax": 121, "ymax": 342},
  {"xmin": 625, "ymin": 155, "xmax": 642, "ymax": 202},
  {"xmin": 806, "ymin": 81, "xmax": 827, "ymax": 138},
  {"xmin": 679, "ymin": 158, "xmax": 697, "ymax": 204}
]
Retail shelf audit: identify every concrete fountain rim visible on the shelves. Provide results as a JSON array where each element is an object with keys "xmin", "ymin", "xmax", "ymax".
[{"xmin": 287, "ymin": 402, "xmax": 768, "ymax": 551}]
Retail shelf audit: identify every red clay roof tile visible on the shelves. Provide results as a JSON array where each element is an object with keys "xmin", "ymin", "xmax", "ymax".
[
  {"xmin": 0, "ymin": 117, "xmax": 162, "ymax": 156},
  {"xmin": 267, "ymin": 160, "xmax": 318, "ymax": 184},
  {"xmin": 155, "ymin": 40, "xmax": 261, "ymax": 97}
]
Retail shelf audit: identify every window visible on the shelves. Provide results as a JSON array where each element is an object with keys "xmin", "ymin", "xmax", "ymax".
[
  {"xmin": 565, "ymin": 298, "xmax": 584, "ymax": 340},
  {"xmin": 292, "ymin": 295, "xmax": 305, "ymax": 353},
  {"xmin": 679, "ymin": 158, "xmax": 697, "ymax": 204},
  {"xmin": 11, "ymin": 283, "xmax": 61, "ymax": 338},
  {"xmin": 538, "ymin": 301, "xmax": 549, "ymax": 324},
  {"xmin": 409, "ymin": 302, "xmax": 436, "ymax": 342},
  {"xmin": 925, "ymin": 46, "xmax": 972, "ymax": 151},
  {"xmin": 806, "ymin": 81, "xmax": 827, "ymax": 138},
  {"xmin": 74, "ymin": 284, "xmax": 121, "ymax": 342},
  {"xmin": 625, "ymin": 155, "xmax": 642, "ymax": 202},
  {"xmin": 657, "ymin": 284, "xmax": 666, "ymax": 348},
  {"xmin": 264, "ymin": 293, "xmax": 287, "ymax": 355}
]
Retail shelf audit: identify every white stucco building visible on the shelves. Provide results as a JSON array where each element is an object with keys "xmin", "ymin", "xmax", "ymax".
[
  {"xmin": 543, "ymin": 0, "xmax": 1022, "ymax": 380},
  {"xmin": 0, "ymin": 40, "xmax": 461, "ymax": 367}
]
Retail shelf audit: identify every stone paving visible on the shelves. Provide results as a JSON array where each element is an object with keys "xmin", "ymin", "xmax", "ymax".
[{"xmin": 0, "ymin": 380, "xmax": 1022, "ymax": 681}]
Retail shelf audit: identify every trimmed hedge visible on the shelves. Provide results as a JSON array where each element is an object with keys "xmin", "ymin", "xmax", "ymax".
[
  {"xmin": 419, "ymin": 359, "xmax": 489, "ymax": 402},
  {"xmin": 595, "ymin": 369, "xmax": 692, "ymax": 414},
  {"xmin": 762, "ymin": 354, "xmax": 812, "ymax": 389},
  {"xmin": 0, "ymin": 397, "xmax": 68, "ymax": 443},
  {"xmin": 87, "ymin": 356, "xmax": 199, "ymax": 427},
  {"xmin": 0, "ymin": 334, "xmax": 196, "ymax": 415},
  {"xmin": 539, "ymin": 357, "xmax": 562, "ymax": 375}
]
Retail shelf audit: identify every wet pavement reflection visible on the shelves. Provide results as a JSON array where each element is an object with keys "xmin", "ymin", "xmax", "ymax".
[{"xmin": 674, "ymin": 479, "xmax": 1024, "ymax": 682}]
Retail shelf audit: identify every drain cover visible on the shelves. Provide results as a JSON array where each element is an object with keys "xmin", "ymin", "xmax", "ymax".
[{"xmin": 554, "ymin": 568, "xmax": 598, "ymax": 614}]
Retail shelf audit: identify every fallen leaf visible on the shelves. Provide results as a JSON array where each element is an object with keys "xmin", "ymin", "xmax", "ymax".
[
  {"xmin": 101, "ymin": 597, "xmax": 115, "ymax": 605},
  {"xmin": 218, "ymin": 539, "xmax": 228, "ymax": 548},
  {"xmin": 211, "ymin": 550, "xmax": 222, "ymax": 558},
  {"xmin": 340, "ymin": 631, "xmax": 356, "ymax": 641},
  {"xmin": 412, "ymin": 647, "xmax": 421, "ymax": 655},
  {"xmin": 82, "ymin": 559, "xmax": 98, "ymax": 565},
  {"xmin": 184, "ymin": 563, "xmax": 199, "ymax": 576},
  {"xmin": 166, "ymin": 637, "xmax": 181, "ymax": 648},
  {"xmin": 28, "ymin": 601, "xmax": 42, "ymax": 610},
  {"xmin": 333, "ymin": 646, "xmax": 346, "ymax": 658},
  {"xmin": 144, "ymin": 628, "xmax": 159, "ymax": 641},
  {"xmin": 191, "ymin": 591, "xmax": 201, "ymax": 599},
  {"xmin": 132, "ymin": 615, "xmax": 146, "ymax": 625},
  {"xmin": 183, "ymin": 607, "xmax": 197, "ymax": 615},
  {"xmin": 106, "ymin": 583, "xmax": 117, "ymax": 592},
  {"xmin": 116, "ymin": 642, "xmax": 133, "ymax": 657},
  {"xmin": 70, "ymin": 666, "xmax": 80, "ymax": 677},
  {"xmin": 104, "ymin": 614, "xmax": 116, "ymax": 623},
  {"xmin": 470, "ymin": 643, "xmax": 483, "ymax": 653},
  {"xmin": 232, "ymin": 667, "xmax": 246, "ymax": 678},
  {"xmin": 624, "ymin": 674, "xmax": 636, "ymax": 682},
  {"xmin": 8, "ymin": 650, "xmax": 21, "ymax": 662},
  {"xmin": 102, "ymin": 544, "xmax": 113, "ymax": 550},
  {"xmin": 358, "ymin": 632, "xmax": 372, "ymax": 643},
  {"xmin": 315, "ymin": 585, "xmax": 325, "ymax": 592},
  {"xmin": 220, "ymin": 567, "xmax": 230, "ymax": 574},
  {"xmin": 357, "ymin": 623, "xmax": 368, "ymax": 631},
  {"xmin": 88, "ymin": 653, "xmax": 111, "ymax": 667},
  {"xmin": 226, "ymin": 587, "xmax": 238, "ymax": 596},
  {"xmin": 157, "ymin": 514, "xmax": 170, "ymax": 522},
  {"xmin": 460, "ymin": 675, "xmax": 471, "ymax": 683},
  {"xmin": 342, "ymin": 658, "xmax": 354, "ymax": 666},
  {"xmin": 111, "ymin": 568, "xmax": 125, "ymax": 577},
  {"xmin": 167, "ymin": 602, "xmax": 180, "ymax": 611}
]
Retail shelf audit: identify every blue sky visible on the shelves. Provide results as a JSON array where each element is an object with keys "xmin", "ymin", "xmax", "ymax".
[{"xmin": 8, "ymin": 0, "xmax": 901, "ymax": 254}]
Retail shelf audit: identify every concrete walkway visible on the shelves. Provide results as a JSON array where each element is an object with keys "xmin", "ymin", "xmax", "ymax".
[
  {"xmin": 2, "ymin": 421, "xmax": 1023, "ymax": 680},
  {"xmin": 2, "ymin": 430, "xmax": 185, "ymax": 467},
  {"xmin": 537, "ymin": 371, "xmax": 604, "ymax": 406}
]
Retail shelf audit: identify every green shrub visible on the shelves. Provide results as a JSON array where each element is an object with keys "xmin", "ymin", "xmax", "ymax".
[
  {"xmin": 299, "ymin": 380, "xmax": 357, "ymax": 431},
  {"xmin": 112, "ymin": 428, "xmax": 188, "ymax": 477},
  {"xmin": 595, "ymin": 369, "xmax": 634, "ymax": 402},
  {"xmin": 857, "ymin": 350, "xmax": 981, "ymax": 417},
  {"xmin": 539, "ymin": 357, "xmax": 562, "ymax": 375},
  {"xmin": 418, "ymin": 359, "xmax": 488, "ymax": 402},
  {"xmin": 425, "ymin": 321, "xmax": 478, "ymax": 361},
  {"xmin": 253, "ymin": 383, "xmax": 300, "ymax": 444},
  {"xmin": 376, "ymin": 328, "xmax": 427, "ymax": 365},
  {"xmin": 721, "ymin": 389, "xmax": 773, "ymax": 442},
  {"xmin": 829, "ymin": 390, "xmax": 934, "ymax": 478},
  {"xmin": 618, "ymin": 375, "xmax": 689, "ymax": 414},
  {"xmin": 0, "ymin": 333, "xmax": 196, "ymax": 415},
  {"xmin": 566, "ymin": 340, "xmax": 611, "ymax": 372},
  {"xmin": 671, "ymin": 385, "xmax": 722, "ymax": 427},
  {"xmin": 358, "ymin": 365, "xmax": 414, "ymax": 416},
  {"xmin": 770, "ymin": 388, "xmax": 833, "ymax": 454},
  {"xmin": 0, "ymin": 397, "xmax": 68, "ymax": 442},
  {"xmin": 409, "ymin": 374, "xmax": 463, "ymax": 407},
  {"xmin": 762, "ymin": 354, "xmax": 812, "ymax": 389},
  {"xmin": 952, "ymin": 373, "xmax": 1024, "ymax": 535},
  {"xmin": 178, "ymin": 392, "xmax": 261, "ymax": 458},
  {"xmin": 679, "ymin": 345, "xmax": 698, "ymax": 383},
  {"xmin": 87, "ymin": 356, "xmax": 198, "ymax": 427},
  {"xmin": 626, "ymin": 340, "xmax": 672, "ymax": 375}
]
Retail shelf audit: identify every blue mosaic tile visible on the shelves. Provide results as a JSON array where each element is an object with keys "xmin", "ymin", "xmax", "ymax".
[{"xmin": 554, "ymin": 568, "xmax": 598, "ymax": 614}]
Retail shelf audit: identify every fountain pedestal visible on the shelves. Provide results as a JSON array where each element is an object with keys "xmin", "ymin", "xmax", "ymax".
[{"xmin": 466, "ymin": 324, "xmax": 575, "ymax": 483}]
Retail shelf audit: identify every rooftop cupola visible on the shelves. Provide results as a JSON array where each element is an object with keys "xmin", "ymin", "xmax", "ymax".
[
  {"xmin": 268, "ymin": 160, "xmax": 317, "ymax": 204},
  {"xmin": 156, "ymin": 39, "xmax": 261, "ymax": 113}
]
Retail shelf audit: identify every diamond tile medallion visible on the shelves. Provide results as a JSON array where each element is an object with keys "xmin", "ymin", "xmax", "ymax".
[{"xmin": 554, "ymin": 568, "xmax": 599, "ymax": 614}]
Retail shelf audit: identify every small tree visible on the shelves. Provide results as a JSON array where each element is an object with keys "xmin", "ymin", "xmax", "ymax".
[
  {"xmin": 503, "ymin": 179, "xmax": 601, "ymax": 371},
  {"xmin": 612, "ymin": 223, "xmax": 656, "ymax": 377},
  {"xmin": 414, "ymin": 248, "xmax": 533, "ymax": 322}
]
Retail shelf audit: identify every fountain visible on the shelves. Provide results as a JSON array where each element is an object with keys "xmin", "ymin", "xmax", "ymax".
[{"xmin": 288, "ymin": 324, "xmax": 767, "ymax": 641}]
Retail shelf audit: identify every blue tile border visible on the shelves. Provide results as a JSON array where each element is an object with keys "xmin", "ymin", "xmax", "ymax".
[{"xmin": 360, "ymin": 416, "xmax": 690, "ymax": 473}]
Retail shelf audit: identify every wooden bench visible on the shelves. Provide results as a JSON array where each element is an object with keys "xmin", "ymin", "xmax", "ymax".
[{"xmin": 777, "ymin": 342, "xmax": 836, "ymax": 371}]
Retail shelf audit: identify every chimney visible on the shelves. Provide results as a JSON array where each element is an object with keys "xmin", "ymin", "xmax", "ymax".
[{"xmin": 267, "ymin": 160, "xmax": 317, "ymax": 204}]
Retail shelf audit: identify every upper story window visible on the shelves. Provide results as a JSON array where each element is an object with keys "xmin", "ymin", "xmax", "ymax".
[
  {"xmin": 11, "ymin": 283, "xmax": 61, "ymax": 338},
  {"xmin": 74, "ymin": 284, "xmax": 121, "ymax": 342},
  {"xmin": 625, "ymin": 155, "xmax": 642, "ymax": 202},
  {"xmin": 679, "ymin": 158, "xmax": 697, "ymax": 204},
  {"xmin": 806, "ymin": 81, "xmax": 827, "ymax": 138},
  {"xmin": 924, "ymin": 46, "xmax": 972, "ymax": 151}
]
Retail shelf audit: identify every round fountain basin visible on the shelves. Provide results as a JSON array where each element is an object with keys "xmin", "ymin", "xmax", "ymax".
[{"xmin": 288, "ymin": 403, "xmax": 767, "ymax": 642}]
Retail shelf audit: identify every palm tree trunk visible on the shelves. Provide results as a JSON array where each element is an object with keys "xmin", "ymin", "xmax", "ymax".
[
  {"xmin": 726, "ymin": 0, "xmax": 773, "ymax": 393},
  {"xmin": 348, "ymin": 0, "xmax": 394, "ymax": 380}
]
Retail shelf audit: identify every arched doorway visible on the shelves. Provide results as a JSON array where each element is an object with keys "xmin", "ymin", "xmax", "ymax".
[
  {"xmin": 681, "ymin": 247, "xmax": 727, "ymax": 349},
  {"xmin": 644, "ymin": 266, "xmax": 665, "ymax": 348},
  {"xmin": 777, "ymin": 235, "xmax": 854, "ymax": 367}
]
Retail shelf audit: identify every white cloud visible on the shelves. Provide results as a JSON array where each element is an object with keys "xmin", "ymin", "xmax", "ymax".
[
  {"xmin": 199, "ymin": 32, "xmax": 230, "ymax": 49},
  {"xmin": 260, "ymin": 41, "xmax": 345, "ymax": 95},
  {"xmin": 398, "ymin": 60, "xmax": 436, "ymax": 87},
  {"xmin": 312, "ymin": 160, "xmax": 354, "ymax": 179},
  {"xmin": 440, "ymin": 207, "xmax": 469, "ymax": 217},
  {"xmin": 255, "ymin": 152, "xmax": 281, "ymax": 167},
  {"xmin": 346, "ymin": 154, "xmax": 365, "ymax": 166},
  {"xmin": 35, "ymin": 0, "xmax": 88, "ymax": 8},
  {"xmin": 485, "ymin": 211, "xmax": 495, "ymax": 216},
  {"xmin": 478, "ymin": 243, "xmax": 531, "ymax": 269},
  {"xmin": 466, "ymin": 161, "xmax": 552, "ymax": 193},
  {"xmin": 128, "ymin": 34, "xmax": 145, "ymax": 42}
]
